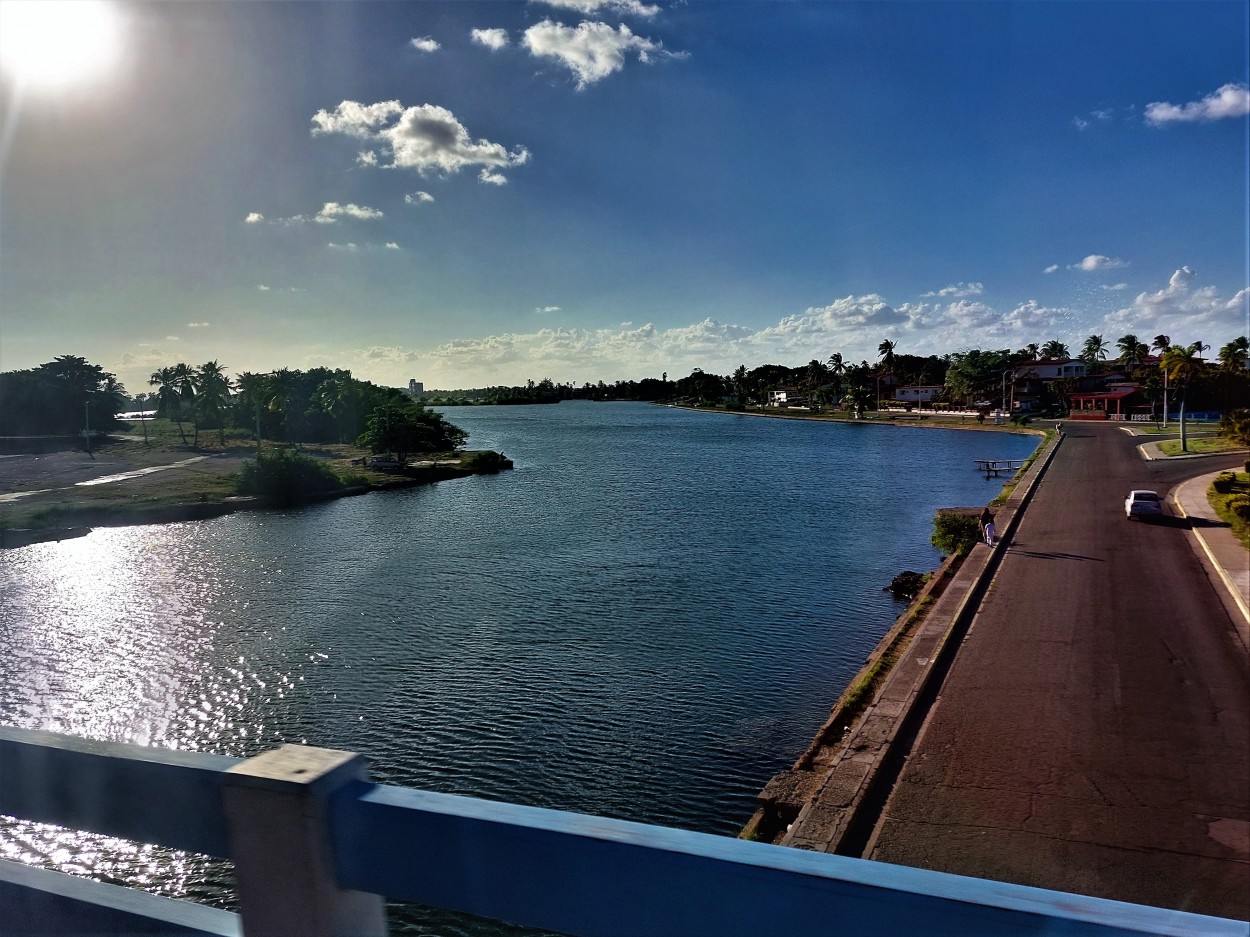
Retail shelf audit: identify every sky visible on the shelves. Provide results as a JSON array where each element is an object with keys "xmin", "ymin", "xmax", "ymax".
[{"xmin": 1, "ymin": 0, "xmax": 1247, "ymax": 393}]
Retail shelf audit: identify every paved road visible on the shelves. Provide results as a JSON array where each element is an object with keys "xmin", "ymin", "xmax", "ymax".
[{"xmin": 866, "ymin": 422, "xmax": 1249, "ymax": 920}]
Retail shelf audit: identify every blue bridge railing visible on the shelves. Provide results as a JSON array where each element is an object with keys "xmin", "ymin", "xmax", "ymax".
[{"xmin": 0, "ymin": 726, "xmax": 1241, "ymax": 937}]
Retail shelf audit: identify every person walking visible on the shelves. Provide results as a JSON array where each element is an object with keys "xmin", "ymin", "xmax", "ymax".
[{"xmin": 980, "ymin": 507, "xmax": 996, "ymax": 546}]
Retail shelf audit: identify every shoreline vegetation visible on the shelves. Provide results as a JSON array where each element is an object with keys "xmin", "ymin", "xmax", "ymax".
[{"xmin": 0, "ymin": 423, "xmax": 512, "ymax": 548}]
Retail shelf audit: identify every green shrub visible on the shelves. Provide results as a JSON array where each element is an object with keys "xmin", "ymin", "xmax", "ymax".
[
  {"xmin": 1227, "ymin": 495, "xmax": 1250, "ymax": 522},
  {"xmin": 236, "ymin": 450, "xmax": 344, "ymax": 504},
  {"xmin": 932, "ymin": 511, "xmax": 982, "ymax": 556},
  {"xmin": 1213, "ymin": 473, "xmax": 1237, "ymax": 494}
]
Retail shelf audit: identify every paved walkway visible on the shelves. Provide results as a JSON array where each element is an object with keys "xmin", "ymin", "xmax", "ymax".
[
  {"xmin": 1172, "ymin": 469, "xmax": 1249, "ymax": 640},
  {"xmin": 865, "ymin": 423, "xmax": 1249, "ymax": 920}
]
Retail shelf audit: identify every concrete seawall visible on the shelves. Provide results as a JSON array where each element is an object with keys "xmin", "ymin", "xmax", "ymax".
[{"xmin": 745, "ymin": 431, "xmax": 1060, "ymax": 852}]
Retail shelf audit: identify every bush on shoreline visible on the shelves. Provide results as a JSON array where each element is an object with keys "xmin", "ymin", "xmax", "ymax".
[
  {"xmin": 236, "ymin": 450, "xmax": 344, "ymax": 505},
  {"xmin": 932, "ymin": 511, "xmax": 981, "ymax": 556}
]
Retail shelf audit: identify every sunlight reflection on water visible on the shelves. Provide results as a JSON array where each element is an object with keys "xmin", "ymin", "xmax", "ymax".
[{"xmin": 0, "ymin": 403, "xmax": 1038, "ymax": 928}]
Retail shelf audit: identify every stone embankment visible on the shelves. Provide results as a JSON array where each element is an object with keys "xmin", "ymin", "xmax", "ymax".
[{"xmin": 744, "ymin": 432, "xmax": 1059, "ymax": 853}]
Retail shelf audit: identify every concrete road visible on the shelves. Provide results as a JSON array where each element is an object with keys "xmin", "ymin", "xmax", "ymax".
[{"xmin": 866, "ymin": 422, "xmax": 1249, "ymax": 920}]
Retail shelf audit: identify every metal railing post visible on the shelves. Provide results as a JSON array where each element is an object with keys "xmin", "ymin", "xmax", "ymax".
[{"xmin": 221, "ymin": 745, "xmax": 386, "ymax": 937}]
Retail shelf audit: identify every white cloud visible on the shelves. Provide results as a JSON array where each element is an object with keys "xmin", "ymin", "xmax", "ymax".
[
  {"xmin": 1071, "ymin": 254, "xmax": 1127, "ymax": 271},
  {"xmin": 530, "ymin": 0, "xmax": 661, "ymax": 17},
  {"xmin": 536, "ymin": 305, "xmax": 561, "ymax": 313},
  {"xmin": 522, "ymin": 19, "xmax": 677, "ymax": 89},
  {"xmin": 1101, "ymin": 283, "xmax": 1129, "ymax": 291},
  {"xmin": 187, "ymin": 322, "xmax": 210, "ymax": 328},
  {"xmin": 385, "ymin": 242, "xmax": 400, "ymax": 250},
  {"xmin": 327, "ymin": 242, "xmax": 359, "ymax": 251},
  {"xmin": 315, "ymin": 201, "xmax": 384, "ymax": 223},
  {"xmin": 357, "ymin": 150, "xmax": 378, "ymax": 167},
  {"xmin": 410, "ymin": 37, "xmax": 441, "ymax": 53},
  {"xmin": 313, "ymin": 100, "xmax": 530, "ymax": 180},
  {"xmin": 1146, "ymin": 82, "xmax": 1250, "ymax": 125},
  {"xmin": 1073, "ymin": 107, "xmax": 1114, "ymax": 130},
  {"xmin": 405, "ymin": 191, "xmax": 435, "ymax": 204},
  {"xmin": 923, "ymin": 282, "xmax": 984, "ymax": 298},
  {"xmin": 362, "ymin": 346, "xmax": 421, "ymax": 363},
  {"xmin": 329, "ymin": 269, "xmax": 1247, "ymax": 388},
  {"xmin": 471, "ymin": 28, "xmax": 509, "ymax": 50},
  {"xmin": 1002, "ymin": 300, "xmax": 1071, "ymax": 333},
  {"xmin": 257, "ymin": 284, "xmax": 270, "ymax": 291},
  {"xmin": 165, "ymin": 336, "xmax": 180, "ymax": 342},
  {"xmin": 479, "ymin": 168, "xmax": 508, "ymax": 185},
  {"xmin": 244, "ymin": 212, "xmax": 265, "ymax": 224},
  {"xmin": 310, "ymin": 100, "xmax": 404, "ymax": 137},
  {"xmin": 1105, "ymin": 267, "xmax": 1248, "ymax": 338},
  {"xmin": 1043, "ymin": 264, "xmax": 1059, "ymax": 274}
]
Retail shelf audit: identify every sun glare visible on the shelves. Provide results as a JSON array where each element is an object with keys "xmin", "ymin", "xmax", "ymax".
[{"xmin": 0, "ymin": 0, "xmax": 123, "ymax": 90}]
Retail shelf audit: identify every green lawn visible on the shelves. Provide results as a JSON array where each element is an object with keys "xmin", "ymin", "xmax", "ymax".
[{"xmin": 1158, "ymin": 436, "xmax": 1245, "ymax": 456}]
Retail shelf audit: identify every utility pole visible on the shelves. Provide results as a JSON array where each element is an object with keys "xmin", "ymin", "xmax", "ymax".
[{"xmin": 84, "ymin": 401, "xmax": 92, "ymax": 457}]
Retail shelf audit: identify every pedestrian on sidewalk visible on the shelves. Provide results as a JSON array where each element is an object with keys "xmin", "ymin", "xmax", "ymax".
[{"xmin": 980, "ymin": 507, "xmax": 997, "ymax": 546}]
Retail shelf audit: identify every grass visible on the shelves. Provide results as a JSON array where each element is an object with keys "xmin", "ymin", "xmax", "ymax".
[
  {"xmin": 1158, "ymin": 436, "xmax": 1245, "ymax": 456},
  {"xmin": 1128, "ymin": 423, "xmax": 1220, "ymax": 436},
  {"xmin": 1208, "ymin": 472, "xmax": 1250, "ymax": 549}
]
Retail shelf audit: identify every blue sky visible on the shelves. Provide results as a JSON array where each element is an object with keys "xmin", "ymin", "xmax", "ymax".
[{"xmin": 1, "ymin": 0, "xmax": 1247, "ymax": 392}]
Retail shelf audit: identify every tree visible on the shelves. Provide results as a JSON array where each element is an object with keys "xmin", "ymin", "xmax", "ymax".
[
  {"xmin": 194, "ymin": 361, "xmax": 233, "ymax": 447},
  {"xmin": 1080, "ymin": 334, "xmax": 1109, "ymax": 363},
  {"xmin": 804, "ymin": 359, "xmax": 829, "ymax": 407},
  {"xmin": 1161, "ymin": 345, "xmax": 1201, "ymax": 451},
  {"xmin": 356, "ymin": 403, "xmax": 468, "ymax": 460},
  {"xmin": 731, "ymin": 364, "xmax": 750, "ymax": 406},
  {"xmin": 1218, "ymin": 336, "xmax": 1248, "ymax": 372},
  {"xmin": 149, "ymin": 365, "xmax": 190, "ymax": 445},
  {"xmin": 841, "ymin": 384, "xmax": 873, "ymax": 419},
  {"xmin": 1151, "ymin": 334, "xmax": 1171, "ymax": 355},
  {"xmin": 1040, "ymin": 339, "xmax": 1069, "ymax": 359}
]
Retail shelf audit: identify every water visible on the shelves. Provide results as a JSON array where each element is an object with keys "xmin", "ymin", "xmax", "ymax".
[{"xmin": 0, "ymin": 402, "xmax": 1036, "ymax": 927}]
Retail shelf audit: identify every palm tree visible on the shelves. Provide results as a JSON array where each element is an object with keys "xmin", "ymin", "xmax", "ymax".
[
  {"xmin": 169, "ymin": 362, "xmax": 198, "ymax": 446},
  {"xmin": 195, "ymin": 361, "xmax": 233, "ymax": 447},
  {"xmin": 1040, "ymin": 339, "xmax": 1069, "ymax": 359},
  {"xmin": 841, "ymin": 384, "xmax": 874, "ymax": 419},
  {"xmin": 730, "ymin": 364, "xmax": 750, "ymax": 407},
  {"xmin": 876, "ymin": 340, "xmax": 897, "ymax": 409},
  {"xmin": 1161, "ymin": 345, "xmax": 1201, "ymax": 451},
  {"xmin": 1218, "ymin": 336, "xmax": 1248, "ymax": 372},
  {"xmin": 149, "ymin": 366, "xmax": 190, "ymax": 445},
  {"xmin": 1151, "ymin": 334, "xmax": 1171, "ymax": 355},
  {"xmin": 235, "ymin": 372, "xmax": 270, "ymax": 451},
  {"xmin": 826, "ymin": 352, "xmax": 845, "ymax": 401},
  {"xmin": 804, "ymin": 359, "xmax": 829, "ymax": 407},
  {"xmin": 1080, "ymin": 334, "xmax": 1109, "ymax": 363},
  {"xmin": 1188, "ymin": 340, "xmax": 1211, "ymax": 360},
  {"xmin": 1116, "ymin": 334, "xmax": 1149, "ymax": 376}
]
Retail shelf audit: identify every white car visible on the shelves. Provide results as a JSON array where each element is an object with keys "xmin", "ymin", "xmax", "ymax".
[{"xmin": 1125, "ymin": 489, "xmax": 1163, "ymax": 520}]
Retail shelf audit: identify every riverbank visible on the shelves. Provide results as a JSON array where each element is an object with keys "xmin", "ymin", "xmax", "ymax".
[
  {"xmin": 662, "ymin": 402, "xmax": 1045, "ymax": 436},
  {"xmin": 0, "ymin": 438, "xmax": 511, "ymax": 547}
]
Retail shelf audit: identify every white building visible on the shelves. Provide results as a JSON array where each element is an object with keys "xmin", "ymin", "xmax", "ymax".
[{"xmin": 408, "ymin": 379, "xmax": 424, "ymax": 396}]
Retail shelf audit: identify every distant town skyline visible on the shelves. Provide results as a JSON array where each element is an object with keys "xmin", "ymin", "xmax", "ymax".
[{"xmin": 1, "ymin": 0, "xmax": 1247, "ymax": 394}]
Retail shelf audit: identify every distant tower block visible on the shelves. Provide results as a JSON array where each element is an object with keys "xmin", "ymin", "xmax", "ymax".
[{"xmin": 408, "ymin": 379, "xmax": 424, "ymax": 396}]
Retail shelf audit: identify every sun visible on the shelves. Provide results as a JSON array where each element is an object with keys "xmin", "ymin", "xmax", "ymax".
[{"xmin": 0, "ymin": 0, "xmax": 124, "ymax": 90}]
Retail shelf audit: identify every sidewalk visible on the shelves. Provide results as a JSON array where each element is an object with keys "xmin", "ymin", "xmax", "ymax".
[{"xmin": 1170, "ymin": 469, "xmax": 1249, "ymax": 638}]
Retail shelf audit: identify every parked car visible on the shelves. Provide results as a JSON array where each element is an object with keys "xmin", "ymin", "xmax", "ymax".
[{"xmin": 1125, "ymin": 489, "xmax": 1162, "ymax": 520}]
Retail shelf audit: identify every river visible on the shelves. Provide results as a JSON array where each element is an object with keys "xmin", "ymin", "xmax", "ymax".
[{"xmin": 0, "ymin": 402, "xmax": 1037, "ymax": 929}]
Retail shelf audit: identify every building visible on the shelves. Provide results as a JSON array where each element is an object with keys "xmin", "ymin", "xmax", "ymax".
[
  {"xmin": 892, "ymin": 385, "xmax": 944, "ymax": 405},
  {"xmin": 1009, "ymin": 359, "xmax": 1088, "ymax": 412},
  {"xmin": 408, "ymin": 379, "xmax": 424, "ymax": 396}
]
